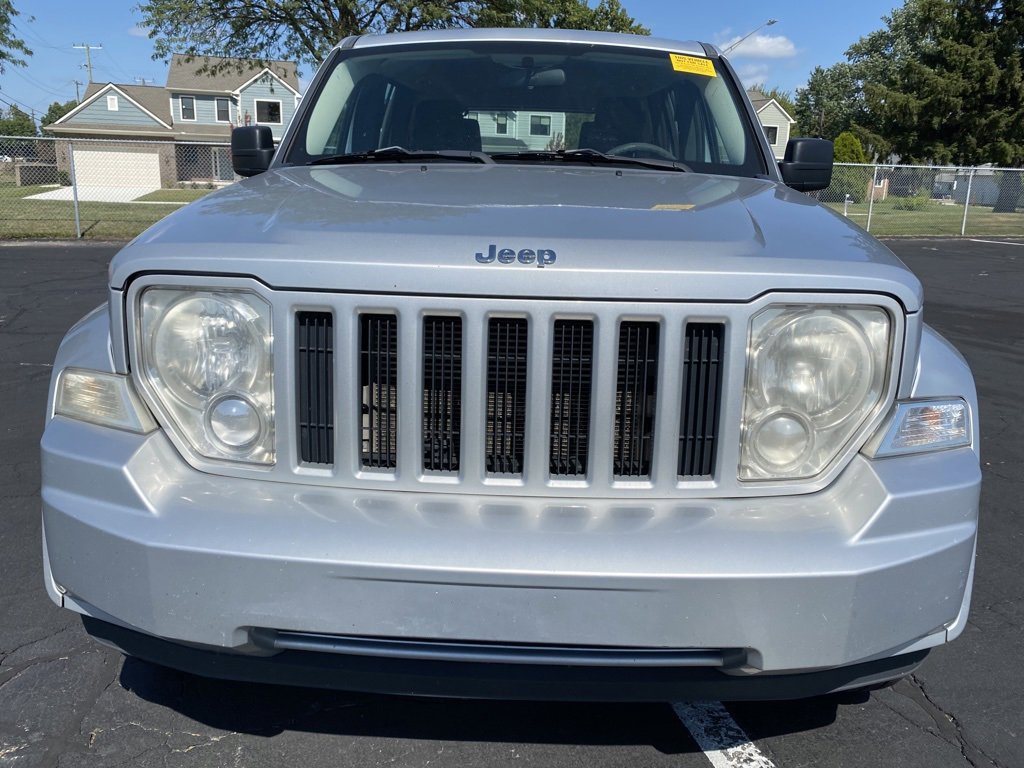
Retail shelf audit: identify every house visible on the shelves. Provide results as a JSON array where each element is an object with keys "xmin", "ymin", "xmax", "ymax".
[
  {"xmin": 45, "ymin": 55, "xmax": 299, "ymax": 187},
  {"xmin": 746, "ymin": 89, "xmax": 796, "ymax": 160},
  {"xmin": 468, "ymin": 110, "xmax": 567, "ymax": 152}
]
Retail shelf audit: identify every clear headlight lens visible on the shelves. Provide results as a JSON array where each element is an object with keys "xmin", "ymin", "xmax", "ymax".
[
  {"xmin": 741, "ymin": 305, "xmax": 892, "ymax": 480},
  {"xmin": 139, "ymin": 288, "xmax": 274, "ymax": 464}
]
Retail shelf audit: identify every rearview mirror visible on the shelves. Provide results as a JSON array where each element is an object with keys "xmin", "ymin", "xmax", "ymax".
[
  {"xmin": 232, "ymin": 126, "xmax": 275, "ymax": 177},
  {"xmin": 779, "ymin": 138, "xmax": 833, "ymax": 192}
]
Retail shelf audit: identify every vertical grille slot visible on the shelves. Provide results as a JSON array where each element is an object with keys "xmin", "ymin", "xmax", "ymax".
[
  {"xmin": 422, "ymin": 316, "xmax": 463, "ymax": 473},
  {"xmin": 296, "ymin": 311, "xmax": 334, "ymax": 465},
  {"xmin": 486, "ymin": 318, "xmax": 528, "ymax": 475},
  {"xmin": 613, "ymin": 321, "xmax": 659, "ymax": 477},
  {"xmin": 549, "ymin": 319, "xmax": 594, "ymax": 476},
  {"xmin": 360, "ymin": 313, "xmax": 398, "ymax": 469},
  {"xmin": 679, "ymin": 323, "xmax": 725, "ymax": 477}
]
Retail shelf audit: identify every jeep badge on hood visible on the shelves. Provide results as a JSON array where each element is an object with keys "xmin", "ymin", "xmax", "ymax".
[{"xmin": 475, "ymin": 244, "xmax": 557, "ymax": 267}]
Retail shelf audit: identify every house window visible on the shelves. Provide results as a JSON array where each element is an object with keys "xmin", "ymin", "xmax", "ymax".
[
  {"xmin": 530, "ymin": 115, "xmax": 550, "ymax": 136},
  {"xmin": 106, "ymin": 94, "xmax": 118, "ymax": 111},
  {"xmin": 255, "ymin": 100, "xmax": 282, "ymax": 125},
  {"xmin": 180, "ymin": 95, "xmax": 196, "ymax": 121},
  {"xmin": 495, "ymin": 114, "xmax": 508, "ymax": 135},
  {"xmin": 216, "ymin": 97, "xmax": 230, "ymax": 123},
  {"xmin": 763, "ymin": 126, "xmax": 778, "ymax": 145}
]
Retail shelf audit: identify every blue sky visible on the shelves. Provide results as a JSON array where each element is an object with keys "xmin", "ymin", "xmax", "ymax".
[{"xmin": 1, "ymin": 0, "xmax": 902, "ymax": 122}]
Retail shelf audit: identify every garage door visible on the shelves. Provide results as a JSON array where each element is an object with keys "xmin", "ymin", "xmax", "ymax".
[{"xmin": 72, "ymin": 149, "xmax": 162, "ymax": 200}]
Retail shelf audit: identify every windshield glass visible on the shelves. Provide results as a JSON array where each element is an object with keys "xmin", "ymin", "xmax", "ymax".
[{"xmin": 285, "ymin": 41, "xmax": 765, "ymax": 177}]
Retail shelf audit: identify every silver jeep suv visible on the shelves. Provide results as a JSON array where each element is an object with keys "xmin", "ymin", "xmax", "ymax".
[{"xmin": 42, "ymin": 29, "xmax": 980, "ymax": 701}]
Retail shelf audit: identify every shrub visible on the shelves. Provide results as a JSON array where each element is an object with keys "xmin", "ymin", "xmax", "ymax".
[
  {"xmin": 833, "ymin": 132, "xmax": 867, "ymax": 164},
  {"xmin": 892, "ymin": 191, "xmax": 931, "ymax": 211}
]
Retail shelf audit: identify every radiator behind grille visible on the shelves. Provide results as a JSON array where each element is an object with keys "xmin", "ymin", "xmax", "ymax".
[
  {"xmin": 296, "ymin": 311, "xmax": 334, "ymax": 465},
  {"xmin": 422, "ymin": 316, "xmax": 463, "ymax": 473},
  {"xmin": 360, "ymin": 313, "xmax": 398, "ymax": 469},
  {"xmin": 485, "ymin": 318, "xmax": 528, "ymax": 475},
  {"xmin": 613, "ymin": 321, "xmax": 660, "ymax": 477},
  {"xmin": 550, "ymin": 319, "xmax": 594, "ymax": 476},
  {"xmin": 679, "ymin": 323, "xmax": 725, "ymax": 477}
]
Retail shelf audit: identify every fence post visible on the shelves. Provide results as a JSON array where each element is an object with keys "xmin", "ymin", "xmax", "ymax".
[
  {"xmin": 960, "ymin": 168, "xmax": 975, "ymax": 237},
  {"xmin": 68, "ymin": 141, "xmax": 82, "ymax": 239},
  {"xmin": 866, "ymin": 165, "xmax": 878, "ymax": 233}
]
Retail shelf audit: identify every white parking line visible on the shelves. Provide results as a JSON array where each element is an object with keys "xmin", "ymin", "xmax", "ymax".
[
  {"xmin": 968, "ymin": 239, "xmax": 1024, "ymax": 246},
  {"xmin": 672, "ymin": 701, "xmax": 777, "ymax": 768}
]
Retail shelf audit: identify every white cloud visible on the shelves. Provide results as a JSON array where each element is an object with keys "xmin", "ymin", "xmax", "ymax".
[
  {"xmin": 720, "ymin": 33, "xmax": 797, "ymax": 59},
  {"xmin": 735, "ymin": 63, "xmax": 771, "ymax": 87},
  {"xmin": 128, "ymin": 25, "xmax": 149, "ymax": 38}
]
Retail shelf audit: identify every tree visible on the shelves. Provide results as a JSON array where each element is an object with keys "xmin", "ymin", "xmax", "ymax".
[
  {"xmin": 794, "ymin": 64, "xmax": 861, "ymax": 140},
  {"xmin": 0, "ymin": 104, "xmax": 36, "ymax": 136},
  {"xmin": 41, "ymin": 99, "xmax": 78, "ymax": 128},
  {"xmin": 0, "ymin": 0, "xmax": 31, "ymax": 74},
  {"xmin": 138, "ymin": 0, "xmax": 648, "ymax": 76},
  {"xmin": 474, "ymin": 0, "xmax": 647, "ymax": 33},
  {"xmin": 818, "ymin": 0, "xmax": 1024, "ymax": 167},
  {"xmin": 833, "ymin": 131, "xmax": 867, "ymax": 164}
]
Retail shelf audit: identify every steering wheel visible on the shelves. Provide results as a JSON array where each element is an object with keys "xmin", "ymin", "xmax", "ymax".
[{"xmin": 606, "ymin": 142, "xmax": 678, "ymax": 160}]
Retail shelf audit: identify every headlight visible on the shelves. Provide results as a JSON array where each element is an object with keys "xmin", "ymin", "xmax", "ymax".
[
  {"xmin": 741, "ymin": 305, "xmax": 891, "ymax": 480},
  {"xmin": 139, "ymin": 288, "xmax": 274, "ymax": 464}
]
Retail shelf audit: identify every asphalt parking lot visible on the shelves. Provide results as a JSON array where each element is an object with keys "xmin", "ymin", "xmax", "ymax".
[{"xmin": 1, "ymin": 238, "xmax": 1020, "ymax": 768}]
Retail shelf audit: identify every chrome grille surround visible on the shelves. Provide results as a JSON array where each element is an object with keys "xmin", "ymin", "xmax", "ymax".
[{"xmin": 123, "ymin": 275, "xmax": 908, "ymax": 499}]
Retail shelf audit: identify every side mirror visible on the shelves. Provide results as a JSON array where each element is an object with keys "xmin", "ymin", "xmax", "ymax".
[
  {"xmin": 779, "ymin": 138, "xmax": 833, "ymax": 192},
  {"xmin": 232, "ymin": 126, "xmax": 275, "ymax": 177}
]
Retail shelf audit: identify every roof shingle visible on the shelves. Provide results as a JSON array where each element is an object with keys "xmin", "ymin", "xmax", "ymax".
[{"xmin": 165, "ymin": 54, "xmax": 299, "ymax": 92}]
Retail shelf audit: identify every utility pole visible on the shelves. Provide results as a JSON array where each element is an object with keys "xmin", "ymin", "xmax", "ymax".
[
  {"xmin": 72, "ymin": 80, "xmax": 83, "ymax": 101},
  {"xmin": 73, "ymin": 44, "xmax": 103, "ymax": 83},
  {"xmin": 134, "ymin": 77, "xmax": 154, "ymax": 85}
]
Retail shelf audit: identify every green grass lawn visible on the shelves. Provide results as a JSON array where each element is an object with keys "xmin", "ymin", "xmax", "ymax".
[
  {"xmin": 825, "ymin": 199, "xmax": 1024, "ymax": 237},
  {"xmin": 0, "ymin": 183, "xmax": 213, "ymax": 239}
]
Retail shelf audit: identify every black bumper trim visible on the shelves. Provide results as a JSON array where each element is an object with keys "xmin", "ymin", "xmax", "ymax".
[{"xmin": 83, "ymin": 617, "xmax": 929, "ymax": 702}]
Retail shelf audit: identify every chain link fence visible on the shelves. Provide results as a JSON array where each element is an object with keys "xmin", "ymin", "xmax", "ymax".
[
  {"xmin": 821, "ymin": 163, "xmax": 1024, "ymax": 237},
  {"xmin": 1, "ymin": 135, "xmax": 233, "ymax": 239},
  {"xmin": 3, "ymin": 137, "xmax": 1024, "ymax": 240}
]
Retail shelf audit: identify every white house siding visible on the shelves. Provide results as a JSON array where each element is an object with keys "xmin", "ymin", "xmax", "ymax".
[
  {"xmin": 238, "ymin": 77, "xmax": 297, "ymax": 139},
  {"xmin": 757, "ymin": 102, "xmax": 793, "ymax": 160}
]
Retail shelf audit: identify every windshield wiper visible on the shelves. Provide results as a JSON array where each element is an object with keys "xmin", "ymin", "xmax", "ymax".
[
  {"xmin": 308, "ymin": 146, "xmax": 493, "ymax": 166},
  {"xmin": 491, "ymin": 148, "xmax": 690, "ymax": 173}
]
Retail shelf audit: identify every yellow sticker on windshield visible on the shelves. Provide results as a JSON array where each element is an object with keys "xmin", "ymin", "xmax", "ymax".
[{"xmin": 670, "ymin": 54, "xmax": 716, "ymax": 77}]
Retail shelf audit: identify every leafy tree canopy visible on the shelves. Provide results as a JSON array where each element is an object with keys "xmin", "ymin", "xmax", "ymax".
[
  {"xmin": 0, "ymin": 104, "xmax": 37, "ymax": 136},
  {"xmin": 41, "ymin": 99, "xmax": 78, "ymax": 127},
  {"xmin": 797, "ymin": 0, "xmax": 1024, "ymax": 166},
  {"xmin": 137, "ymin": 0, "xmax": 648, "ymax": 76},
  {"xmin": 0, "ymin": 0, "xmax": 31, "ymax": 74}
]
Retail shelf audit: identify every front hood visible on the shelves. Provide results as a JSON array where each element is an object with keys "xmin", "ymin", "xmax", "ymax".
[{"xmin": 113, "ymin": 165, "xmax": 922, "ymax": 310}]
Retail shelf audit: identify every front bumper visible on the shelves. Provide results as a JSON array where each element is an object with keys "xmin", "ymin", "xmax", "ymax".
[{"xmin": 42, "ymin": 415, "xmax": 979, "ymax": 698}]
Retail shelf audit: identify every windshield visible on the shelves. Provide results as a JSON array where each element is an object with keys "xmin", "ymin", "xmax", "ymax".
[{"xmin": 284, "ymin": 41, "xmax": 766, "ymax": 178}]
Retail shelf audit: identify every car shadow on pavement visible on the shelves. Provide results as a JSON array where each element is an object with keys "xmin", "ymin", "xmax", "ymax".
[{"xmin": 118, "ymin": 655, "xmax": 845, "ymax": 753}]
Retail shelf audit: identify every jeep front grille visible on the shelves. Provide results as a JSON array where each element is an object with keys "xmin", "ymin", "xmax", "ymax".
[
  {"xmin": 485, "ymin": 318, "xmax": 529, "ymax": 475},
  {"xmin": 679, "ymin": 323, "xmax": 725, "ymax": 478},
  {"xmin": 294, "ymin": 301, "xmax": 727, "ymax": 491},
  {"xmin": 296, "ymin": 311, "xmax": 334, "ymax": 465},
  {"xmin": 422, "ymin": 316, "xmax": 463, "ymax": 473},
  {"xmin": 549, "ymin": 319, "xmax": 594, "ymax": 477},
  {"xmin": 613, "ymin": 321, "xmax": 660, "ymax": 478},
  {"xmin": 359, "ymin": 313, "xmax": 398, "ymax": 469}
]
